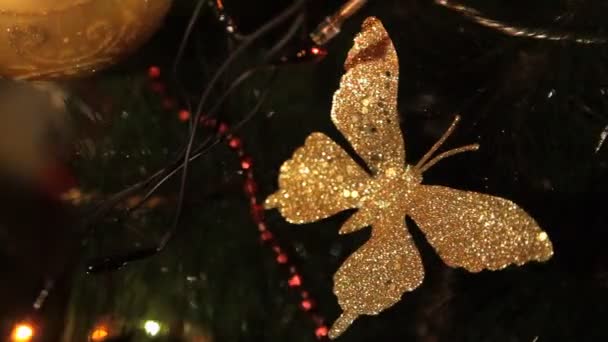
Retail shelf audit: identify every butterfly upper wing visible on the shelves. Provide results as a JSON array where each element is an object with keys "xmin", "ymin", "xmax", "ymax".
[
  {"xmin": 409, "ymin": 185, "xmax": 554, "ymax": 272},
  {"xmin": 329, "ymin": 213, "xmax": 424, "ymax": 339},
  {"xmin": 331, "ymin": 17, "xmax": 404, "ymax": 174},
  {"xmin": 265, "ymin": 132, "xmax": 370, "ymax": 224}
]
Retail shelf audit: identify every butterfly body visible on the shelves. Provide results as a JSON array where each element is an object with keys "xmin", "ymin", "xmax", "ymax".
[
  {"xmin": 364, "ymin": 165, "xmax": 422, "ymax": 211},
  {"xmin": 265, "ymin": 17, "xmax": 553, "ymax": 339},
  {"xmin": 335, "ymin": 167, "xmax": 423, "ymax": 294}
]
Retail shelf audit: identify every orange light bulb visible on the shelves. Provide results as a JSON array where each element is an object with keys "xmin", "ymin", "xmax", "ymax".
[
  {"xmin": 11, "ymin": 323, "xmax": 34, "ymax": 342},
  {"xmin": 90, "ymin": 326, "xmax": 109, "ymax": 341}
]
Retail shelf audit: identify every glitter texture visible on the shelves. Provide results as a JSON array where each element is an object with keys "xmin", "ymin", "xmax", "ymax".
[{"xmin": 265, "ymin": 17, "xmax": 553, "ymax": 339}]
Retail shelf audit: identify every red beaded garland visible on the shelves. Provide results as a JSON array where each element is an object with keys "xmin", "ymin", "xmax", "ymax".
[
  {"xmin": 147, "ymin": 65, "xmax": 327, "ymax": 340},
  {"xmin": 260, "ymin": 231, "xmax": 273, "ymax": 242},
  {"xmin": 276, "ymin": 253, "xmax": 288, "ymax": 264},
  {"xmin": 315, "ymin": 326, "xmax": 329, "ymax": 338},
  {"xmin": 240, "ymin": 156, "xmax": 253, "ymax": 170},
  {"xmin": 243, "ymin": 178, "xmax": 257, "ymax": 196},
  {"xmin": 250, "ymin": 203, "xmax": 265, "ymax": 222},
  {"xmin": 301, "ymin": 299, "xmax": 313, "ymax": 311},
  {"xmin": 228, "ymin": 137, "xmax": 242, "ymax": 150},
  {"xmin": 288, "ymin": 274, "xmax": 302, "ymax": 287},
  {"xmin": 148, "ymin": 65, "xmax": 161, "ymax": 79},
  {"xmin": 178, "ymin": 109, "xmax": 191, "ymax": 122},
  {"xmin": 218, "ymin": 122, "xmax": 230, "ymax": 135}
]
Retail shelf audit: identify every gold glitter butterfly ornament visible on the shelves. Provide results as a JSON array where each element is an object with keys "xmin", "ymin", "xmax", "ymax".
[{"xmin": 265, "ymin": 17, "xmax": 553, "ymax": 339}]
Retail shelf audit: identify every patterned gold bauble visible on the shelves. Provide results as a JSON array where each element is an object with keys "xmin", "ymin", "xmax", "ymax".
[{"xmin": 0, "ymin": 0, "xmax": 171, "ymax": 79}]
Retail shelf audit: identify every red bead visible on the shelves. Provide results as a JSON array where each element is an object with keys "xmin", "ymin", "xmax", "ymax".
[
  {"xmin": 148, "ymin": 66, "xmax": 161, "ymax": 79},
  {"xmin": 315, "ymin": 326, "xmax": 329, "ymax": 338},
  {"xmin": 288, "ymin": 274, "xmax": 301, "ymax": 287},
  {"xmin": 301, "ymin": 299, "xmax": 313, "ymax": 311},
  {"xmin": 244, "ymin": 178, "xmax": 257, "ymax": 196},
  {"xmin": 218, "ymin": 123, "xmax": 230, "ymax": 135},
  {"xmin": 228, "ymin": 137, "xmax": 242, "ymax": 150},
  {"xmin": 257, "ymin": 222, "xmax": 267, "ymax": 232},
  {"xmin": 250, "ymin": 203, "xmax": 264, "ymax": 222},
  {"xmin": 150, "ymin": 81, "xmax": 165, "ymax": 93},
  {"xmin": 276, "ymin": 253, "xmax": 288, "ymax": 264},
  {"xmin": 240, "ymin": 155, "xmax": 253, "ymax": 170},
  {"xmin": 260, "ymin": 231, "xmax": 273, "ymax": 242},
  {"xmin": 178, "ymin": 109, "xmax": 191, "ymax": 122}
]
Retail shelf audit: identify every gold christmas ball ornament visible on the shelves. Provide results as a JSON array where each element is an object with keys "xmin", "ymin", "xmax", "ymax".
[{"xmin": 0, "ymin": 0, "xmax": 172, "ymax": 80}]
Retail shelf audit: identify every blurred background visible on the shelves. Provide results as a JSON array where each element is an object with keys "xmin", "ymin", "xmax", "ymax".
[{"xmin": 0, "ymin": 0, "xmax": 607, "ymax": 341}]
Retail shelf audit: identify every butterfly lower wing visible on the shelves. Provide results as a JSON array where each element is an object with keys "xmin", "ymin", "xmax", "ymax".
[
  {"xmin": 409, "ymin": 185, "xmax": 553, "ymax": 272},
  {"xmin": 265, "ymin": 132, "xmax": 369, "ymax": 224},
  {"xmin": 330, "ymin": 214, "xmax": 424, "ymax": 338},
  {"xmin": 331, "ymin": 17, "xmax": 404, "ymax": 174}
]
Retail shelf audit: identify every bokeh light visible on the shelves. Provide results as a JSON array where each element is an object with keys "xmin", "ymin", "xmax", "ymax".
[
  {"xmin": 11, "ymin": 323, "xmax": 34, "ymax": 342},
  {"xmin": 90, "ymin": 326, "xmax": 109, "ymax": 341},
  {"xmin": 144, "ymin": 320, "xmax": 161, "ymax": 336}
]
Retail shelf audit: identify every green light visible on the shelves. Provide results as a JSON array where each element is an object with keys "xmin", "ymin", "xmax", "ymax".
[{"xmin": 144, "ymin": 320, "xmax": 161, "ymax": 337}]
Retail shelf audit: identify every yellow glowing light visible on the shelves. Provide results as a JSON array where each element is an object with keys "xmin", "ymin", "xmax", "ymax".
[
  {"xmin": 11, "ymin": 323, "xmax": 34, "ymax": 342},
  {"xmin": 90, "ymin": 327, "xmax": 109, "ymax": 341},
  {"xmin": 144, "ymin": 320, "xmax": 161, "ymax": 336}
]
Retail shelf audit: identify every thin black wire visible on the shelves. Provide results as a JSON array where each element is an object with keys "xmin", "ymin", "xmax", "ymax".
[
  {"xmin": 158, "ymin": 70, "xmax": 278, "ymax": 248},
  {"xmin": 126, "ymin": 66, "xmax": 276, "ymax": 217},
  {"xmin": 435, "ymin": 0, "xmax": 607, "ymax": 44},
  {"xmin": 87, "ymin": 1, "xmax": 307, "ymax": 226},
  {"xmin": 124, "ymin": 10, "xmax": 305, "ymax": 217},
  {"xmin": 173, "ymin": 0, "xmax": 205, "ymax": 75},
  {"xmin": 85, "ymin": 3, "xmax": 305, "ymax": 231},
  {"xmin": 166, "ymin": 0, "xmax": 308, "ymax": 250},
  {"xmin": 85, "ymin": 63, "xmax": 274, "ymax": 269},
  {"xmin": 86, "ymin": 70, "xmax": 277, "ymax": 273},
  {"xmin": 264, "ymin": 12, "xmax": 306, "ymax": 60},
  {"xmin": 86, "ymin": 1, "xmax": 308, "ymax": 272},
  {"xmin": 171, "ymin": 0, "xmax": 206, "ymax": 114}
]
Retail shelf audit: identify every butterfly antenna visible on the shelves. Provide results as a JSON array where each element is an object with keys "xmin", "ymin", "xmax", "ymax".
[
  {"xmin": 417, "ymin": 143, "xmax": 479, "ymax": 173},
  {"xmin": 415, "ymin": 115, "xmax": 461, "ymax": 169}
]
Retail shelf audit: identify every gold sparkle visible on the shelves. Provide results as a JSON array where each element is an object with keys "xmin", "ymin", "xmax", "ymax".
[{"xmin": 265, "ymin": 17, "xmax": 553, "ymax": 339}]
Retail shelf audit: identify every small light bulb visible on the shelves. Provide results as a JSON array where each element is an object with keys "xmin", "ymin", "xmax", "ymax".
[
  {"xmin": 11, "ymin": 323, "xmax": 34, "ymax": 342},
  {"xmin": 90, "ymin": 326, "xmax": 109, "ymax": 341},
  {"xmin": 144, "ymin": 320, "xmax": 161, "ymax": 336}
]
